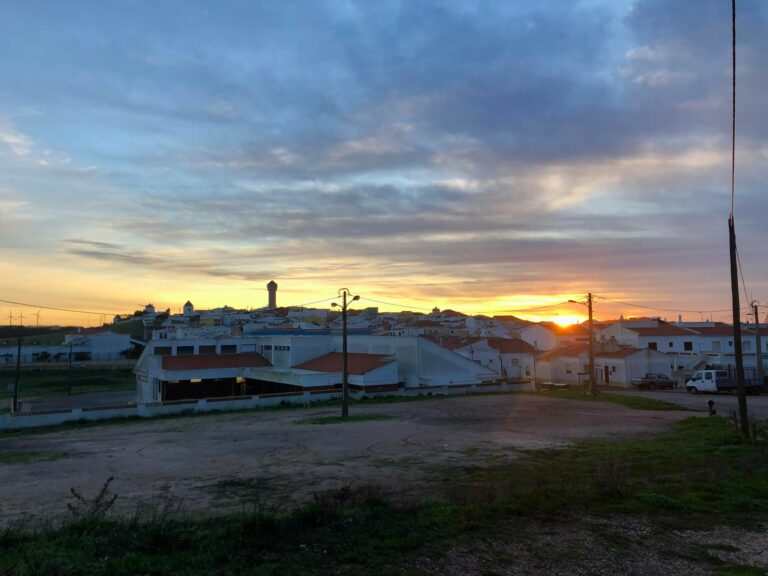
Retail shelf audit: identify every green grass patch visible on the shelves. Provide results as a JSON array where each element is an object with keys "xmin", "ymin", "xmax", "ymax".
[
  {"xmin": 531, "ymin": 388, "xmax": 680, "ymax": 411},
  {"xmin": 0, "ymin": 368, "xmax": 135, "ymax": 400},
  {"xmin": 447, "ymin": 416, "xmax": 768, "ymax": 528},
  {"xmin": 294, "ymin": 414, "xmax": 394, "ymax": 425},
  {"xmin": 0, "ymin": 417, "xmax": 767, "ymax": 575},
  {"xmin": 713, "ymin": 566, "xmax": 768, "ymax": 576},
  {"xmin": 0, "ymin": 451, "xmax": 68, "ymax": 465}
]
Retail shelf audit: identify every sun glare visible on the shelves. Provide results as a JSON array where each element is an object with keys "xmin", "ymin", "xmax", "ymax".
[{"xmin": 551, "ymin": 315, "xmax": 585, "ymax": 327}]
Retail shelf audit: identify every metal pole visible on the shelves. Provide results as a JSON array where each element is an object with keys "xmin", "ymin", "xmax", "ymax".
[
  {"xmin": 342, "ymin": 290, "xmax": 349, "ymax": 418},
  {"xmin": 588, "ymin": 293, "xmax": 596, "ymax": 395},
  {"xmin": 68, "ymin": 342, "xmax": 73, "ymax": 396},
  {"xmin": 12, "ymin": 330, "xmax": 22, "ymax": 412},
  {"xmin": 729, "ymin": 217, "xmax": 749, "ymax": 438},
  {"xmin": 754, "ymin": 302, "xmax": 764, "ymax": 389}
]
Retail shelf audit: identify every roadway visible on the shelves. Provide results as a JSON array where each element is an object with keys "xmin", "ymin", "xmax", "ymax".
[{"xmin": 613, "ymin": 388, "xmax": 768, "ymax": 420}]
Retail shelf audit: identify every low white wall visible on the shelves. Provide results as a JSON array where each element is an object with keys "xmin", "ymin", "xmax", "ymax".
[{"xmin": 0, "ymin": 382, "xmax": 534, "ymax": 431}]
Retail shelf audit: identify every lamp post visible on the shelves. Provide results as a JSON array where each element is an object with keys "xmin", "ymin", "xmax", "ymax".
[
  {"xmin": 568, "ymin": 294, "xmax": 596, "ymax": 395},
  {"xmin": 332, "ymin": 288, "xmax": 360, "ymax": 418}
]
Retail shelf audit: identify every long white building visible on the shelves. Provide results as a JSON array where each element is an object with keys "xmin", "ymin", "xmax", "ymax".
[{"xmin": 134, "ymin": 333, "xmax": 498, "ymax": 402}]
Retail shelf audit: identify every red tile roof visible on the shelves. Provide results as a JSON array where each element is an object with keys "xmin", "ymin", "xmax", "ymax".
[
  {"xmin": 627, "ymin": 323, "xmax": 697, "ymax": 337},
  {"xmin": 162, "ymin": 352, "xmax": 271, "ymax": 371},
  {"xmin": 686, "ymin": 323, "xmax": 733, "ymax": 336},
  {"xmin": 292, "ymin": 352, "xmax": 394, "ymax": 374},
  {"xmin": 596, "ymin": 348, "xmax": 646, "ymax": 359},
  {"xmin": 441, "ymin": 309, "xmax": 467, "ymax": 318},
  {"xmin": 439, "ymin": 337, "xmax": 485, "ymax": 350},
  {"xmin": 487, "ymin": 338, "xmax": 535, "ymax": 354},
  {"xmin": 536, "ymin": 343, "xmax": 590, "ymax": 361}
]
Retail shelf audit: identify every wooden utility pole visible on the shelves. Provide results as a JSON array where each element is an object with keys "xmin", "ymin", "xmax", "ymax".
[
  {"xmin": 12, "ymin": 331, "xmax": 21, "ymax": 413},
  {"xmin": 341, "ymin": 290, "xmax": 349, "ymax": 418},
  {"xmin": 754, "ymin": 302, "xmax": 764, "ymax": 389},
  {"xmin": 729, "ymin": 217, "xmax": 749, "ymax": 438},
  {"xmin": 588, "ymin": 293, "xmax": 596, "ymax": 395}
]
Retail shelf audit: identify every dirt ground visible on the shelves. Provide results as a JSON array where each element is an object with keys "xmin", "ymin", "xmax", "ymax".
[{"xmin": 0, "ymin": 393, "xmax": 690, "ymax": 526}]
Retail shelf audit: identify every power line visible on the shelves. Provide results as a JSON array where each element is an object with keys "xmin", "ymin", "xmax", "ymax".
[
  {"xmin": 730, "ymin": 0, "xmax": 737, "ymax": 218},
  {"xmin": 594, "ymin": 295, "xmax": 734, "ymax": 314},
  {"xmin": 357, "ymin": 296, "xmax": 434, "ymax": 312},
  {"xmin": 735, "ymin": 245, "xmax": 751, "ymax": 309},
  {"xmin": 500, "ymin": 301, "xmax": 573, "ymax": 314},
  {"xmin": 0, "ymin": 298, "xmax": 114, "ymax": 317},
  {"xmin": 287, "ymin": 296, "xmax": 338, "ymax": 308}
]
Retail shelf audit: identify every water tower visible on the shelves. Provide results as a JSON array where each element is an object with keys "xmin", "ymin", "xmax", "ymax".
[{"xmin": 267, "ymin": 280, "xmax": 278, "ymax": 309}]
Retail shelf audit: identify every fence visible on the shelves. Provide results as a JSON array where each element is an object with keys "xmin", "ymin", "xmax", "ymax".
[{"xmin": 0, "ymin": 381, "xmax": 534, "ymax": 431}]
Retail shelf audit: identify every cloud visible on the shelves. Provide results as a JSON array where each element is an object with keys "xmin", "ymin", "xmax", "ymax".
[{"xmin": 0, "ymin": 0, "xmax": 767, "ymax": 315}]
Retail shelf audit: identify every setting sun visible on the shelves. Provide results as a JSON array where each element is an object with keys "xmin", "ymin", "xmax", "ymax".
[{"xmin": 551, "ymin": 315, "xmax": 586, "ymax": 327}]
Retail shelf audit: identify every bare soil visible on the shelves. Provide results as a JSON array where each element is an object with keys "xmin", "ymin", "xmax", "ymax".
[{"xmin": 0, "ymin": 393, "xmax": 689, "ymax": 525}]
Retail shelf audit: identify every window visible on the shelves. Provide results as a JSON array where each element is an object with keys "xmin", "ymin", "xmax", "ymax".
[
  {"xmin": 668, "ymin": 341, "xmax": 674, "ymax": 348},
  {"xmin": 729, "ymin": 340, "xmax": 733, "ymax": 347},
  {"xmin": 154, "ymin": 346, "xmax": 171, "ymax": 356},
  {"xmin": 565, "ymin": 363, "xmax": 572, "ymax": 375},
  {"xmin": 262, "ymin": 345, "xmax": 273, "ymax": 351},
  {"xmin": 611, "ymin": 366, "xmax": 616, "ymax": 373},
  {"xmin": 199, "ymin": 345, "xmax": 216, "ymax": 354},
  {"xmin": 683, "ymin": 341, "xmax": 693, "ymax": 351},
  {"xmin": 648, "ymin": 342, "xmax": 657, "ymax": 351},
  {"xmin": 221, "ymin": 345, "xmax": 237, "ymax": 354},
  {"xmin": 510, "ymin": 358, "xmax": 520, "ymax": 367},
  {"xmin": 176, "ymin": 346, "xmax": 194, "ymax": 356},
  {"xmin": 712, "ymin": 341, "xmax": 721, "ymax": 352},
  {"xmin": 743, "ymin": 340, "xmax": 752, "ymax": 351}
]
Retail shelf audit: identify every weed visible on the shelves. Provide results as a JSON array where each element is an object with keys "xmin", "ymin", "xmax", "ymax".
[{"xmin": 66, "ymin": 477, "xmax": 118, "ymax": 521}]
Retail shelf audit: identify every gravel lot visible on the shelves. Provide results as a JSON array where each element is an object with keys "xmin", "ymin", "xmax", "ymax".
[{"xmin": 0, "ymin": 393, "xmax": 689, "ymax": 525}]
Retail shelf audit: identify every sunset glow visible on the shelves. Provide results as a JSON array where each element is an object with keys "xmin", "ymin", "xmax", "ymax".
[{"xmin": 0, "ymin": 2, "xmax": 765, "ymax": 326}]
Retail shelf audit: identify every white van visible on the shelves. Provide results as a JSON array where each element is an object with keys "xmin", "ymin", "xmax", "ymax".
[{"xmin": 685, "ymin": 370, "xmax": 730, "ymax": 394}]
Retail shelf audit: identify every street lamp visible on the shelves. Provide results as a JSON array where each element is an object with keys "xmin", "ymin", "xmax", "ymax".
[
  {"xmin": 568, "ymin": 294, "xmax": 596, "ymax": 395},
  {"xmin": 331, "ymin": 288, "xmax": 360, "ymax": 418}
]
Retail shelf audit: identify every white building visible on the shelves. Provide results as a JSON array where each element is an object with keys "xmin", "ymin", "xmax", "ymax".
[{"xmin": 134, "ymin": 334, "xmax": 498, "ymax": 402}]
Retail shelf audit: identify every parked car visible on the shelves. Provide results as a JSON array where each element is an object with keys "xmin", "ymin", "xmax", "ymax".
[{"xmin": 631, "ymin": 373, "xmax": 675, "ymax": 390}]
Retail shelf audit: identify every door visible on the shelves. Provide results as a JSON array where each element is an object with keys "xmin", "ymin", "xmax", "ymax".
[{"xmin": 604, "ymin": 365, "xmax": 610, "ymax": 385}]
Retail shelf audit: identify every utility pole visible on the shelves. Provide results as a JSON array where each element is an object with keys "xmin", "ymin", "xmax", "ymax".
[
  {"xmin": 68, "ymin": 341, "xmax": 74, "ymax": 396},
  {"xmin": 753, "ymin": 301, "xmax": 764, "ymax": 389},
  {"xmin": 332, "ymin": 289, "xmax": 360, "ymax": 419},
  {"xmin": 12, "ymin": 329, "xmax": 22, "ymax": 413},
  {"xmin": 729, "ymin": 217, "xmax": 749, "ymax": 438},
  {"xmin": 342, "ymin": 290, "xmax": 349, "ymax": 418},
  {"xmin": 588, "ymin": 293, "xmax": 596, "ymax": 395},
  {"xmin": 568, "ymin": 295, "xmax": 597, "ymax": 395}
]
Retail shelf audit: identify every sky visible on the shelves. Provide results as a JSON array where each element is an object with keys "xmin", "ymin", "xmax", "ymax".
[{"xmin": 0, "ymin": 0, "xmax": 767, "ymax": 326}]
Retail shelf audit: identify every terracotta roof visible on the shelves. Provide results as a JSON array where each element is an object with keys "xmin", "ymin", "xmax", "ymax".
[
  {"xmin": 412, "ymin": 320, "xmax": 443, "ymax": 328},
  {"xmin": 627, "ymin": 322, "xmax": 697, "ymax": 337},
  {"xmin": 686, "ymin": 323, "xmax": 733, "ymax": 337},
  {"xmin": 162, "ymin": 352, "xmax": 271, "ymax": 371},
  {"xmin": 292, "ymin": 352, "xmax": 394, "ymax": 374},
  {"xmin": 596, "ymin": 348, "xmax": 646, "ymax": 359},
  {"xmin": 492, "ymin": 315, "xmax": 533, "ymax": 325},
  {"xmin": 440, "ymin": 309, "xmax": 467, "ymax": 318},
  {"xmin": 487, "ymin": 338, "xmax": 535, "ymax": 354},
  {"xmin": 439, "ymin": 337, "xmax": 485, "ymax": 350},
  {"xmin": 536, "ymin": 343, "xmax": 590, "ymax": 361}
]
